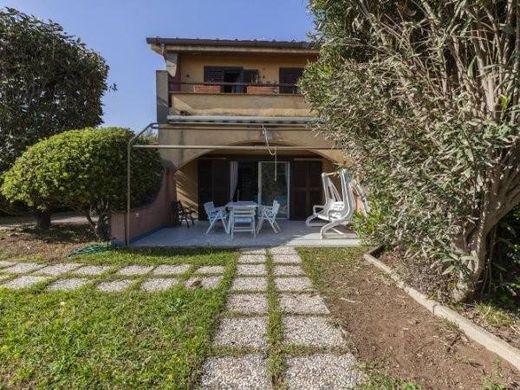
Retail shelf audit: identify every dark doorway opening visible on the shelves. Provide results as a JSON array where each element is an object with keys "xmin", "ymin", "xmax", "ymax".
[
  {"xmin": 198, "ymin": 159, "xmax": 230, "ymax": 220},
  {"xmin": 233, "ymin": 162, "xmax": 258, "ymax": 201},
  {"xmin": 291, "ymin": 160, "xmax": 323, "ymax": 220},
  {"xmin": 223, "ymin": 69, "xmax": 242, "ymax": 93}
]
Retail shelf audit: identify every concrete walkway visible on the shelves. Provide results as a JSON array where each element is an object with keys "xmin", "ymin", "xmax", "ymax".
[{"xmin": 200, "ymin": 247, "xmax": 361, "ymax": 389}]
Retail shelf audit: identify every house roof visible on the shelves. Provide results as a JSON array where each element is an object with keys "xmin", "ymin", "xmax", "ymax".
[{"xmin": 146, "ymin": 37, "xmax": 318, "ymax": 55}]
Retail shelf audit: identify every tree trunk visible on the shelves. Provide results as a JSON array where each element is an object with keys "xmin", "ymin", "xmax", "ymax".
[
  {"xmin": 34, "ymin": 210, "xmax": 51, "ymax": 229},
  {"xmin": 94, "ymin": 211, "xmax": 111, "ymax": 241},
  {"xmin": 451, "ymin": 237, "xmax": 487, "ymax": 302}
]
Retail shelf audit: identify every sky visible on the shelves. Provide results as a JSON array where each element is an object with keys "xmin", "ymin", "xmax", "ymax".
[{"xmin": 3, "ymin": 0, "xmax": 315, "ymax": 131}]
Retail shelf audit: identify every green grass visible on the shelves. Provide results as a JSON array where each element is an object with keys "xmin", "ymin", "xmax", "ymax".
[
  {"xmin": 298, "ymin": 246, "xmax": 366, "ymax": 290},
  {"xmin": 265, "ymin": 252, "xmax": 285, "ymax": 389},
  {"xmin": 359, "ymin": 363, "xmax": 421, "ymax": 390},
  {"xmin": 474, "ymin": 302, "xmax": 516, "ymax": 328},
  {"xmin": 76, "ymin": 247, "xmax": 236, "ymax": 267},
  {"xmin": 0, "ymin": 248, "xmax": 238, "ymax": 389}
]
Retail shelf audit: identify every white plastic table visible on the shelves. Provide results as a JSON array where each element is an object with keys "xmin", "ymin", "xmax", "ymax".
[{"xmin": 225, "ymin": 201, "xmax": 258, "ymax": 237}]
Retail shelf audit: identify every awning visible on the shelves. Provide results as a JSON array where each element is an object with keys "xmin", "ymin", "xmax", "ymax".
[{"xmin": 166, "ymin": 115, "xmax": 322, "ymax": 126}]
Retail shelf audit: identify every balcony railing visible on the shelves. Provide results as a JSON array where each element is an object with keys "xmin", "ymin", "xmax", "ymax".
[{"xmin": 168, "ymin": 81, "xmax": 301, "ymax": 95}]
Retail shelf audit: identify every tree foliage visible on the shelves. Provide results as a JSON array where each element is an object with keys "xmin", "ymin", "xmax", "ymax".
[
  {"xmin": 1, "ymin": 128, "xmax": 163, "ymax": 240},
  {"xmin": 301, "ymin": 0, "xmax": 520, "ymax": 301},
  {"xmin": 0, "ymin": 7, "xmax": 110, "ymax": 195}
]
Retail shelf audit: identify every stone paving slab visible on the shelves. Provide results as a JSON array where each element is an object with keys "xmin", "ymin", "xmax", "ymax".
[
  {"xmin": 269, "ymin": 246, "xmax": 297, "ymax": 255},
  {"xmin": 272, "ymin": 254, "xmax": 302, "ymax": 264},
  {"xmin": 1, "ymin": 275, "xmax": 48, "ymax": 289},
  {"xmin": 97, "ymin": 279, "xmax": 133, "ymax": 292},
  {"xmin": 240, "ymin": 248, "xmax": 267, "ymax": 255},
  {"xmin": 0, "ymin": 274, "xmax": 12, "ymax": 282},
  {"xmin": 283, "ymin": 316, "xmax": 345, "ymax": 348},
  {"xmin": 3, "ymin": 262, "xmax": 45, "ymax": 274},
  {"xmin": 152, "ymin": 264, "xmax": 191, "ymax": 275},
  {"xmin": 117, "ymin": 265, "xmax": 154, "ymax": 276},
  {"xmin": 47, "ymin": 278, "xmax": 89, "ymax": 291},
  {"xmin": 279, "ymin": 293, "xmax": 330, "ymax": 315},
  {"xmin": 141, "ymin": 278, "xmax": 178, "ymax": 292},
  {"xmin": 0, "ymin": 260, "xmax": 15, "ymax": 269},
  {"xmin": 213, "ymin": 317, "xmax": 267, "ymax": 349},
  {"xmin": 236, "ymin": 264, "xmax": 267, "ymax": 276},
  {"xmin": 273, "ymin": 265, "xmax": 305, "ymax": 276},
  {"xmin": 285, "ymin": 354, "xmax": 359, "ymax": 389},
  {"xmin": 275, "ymin": 277, "xmax": 313, "ymax": 292},
  {"xmin": 200, "ymin": 354, "xmax": 271, "ymax": 389},
  {"xmin": 231, "ymin": 277, "xmax": 268, "ymax": 292},
  {"xmin": 184, "ymin": 276, "xmax": 223, "ymax": 289},
  {"xmin": 238, "ymin": 254, "xmax": 267, "ymax": 264},
  {"xmin": 73, "ymin": 265, "xmax": 113, "ymax": 275},
  {"xmin": 226, "ymin": 293, "xmax": 268, "ymax": 314},
  {"xmin": 194, "ymin": 265, "xmax": 225, "ymax": 274},
  {"xmin": 36, "ymin": 263, "xmax": 83, "ymax": 276}
]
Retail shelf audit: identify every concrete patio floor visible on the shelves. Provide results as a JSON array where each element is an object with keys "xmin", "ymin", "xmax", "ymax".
[{"xmin": 131, "ymin": 220, "xmax": 361, "ymax": 248}]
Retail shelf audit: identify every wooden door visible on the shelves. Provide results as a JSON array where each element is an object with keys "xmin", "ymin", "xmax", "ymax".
[
  {"xmin": 290, "ymin": 160, "xmax": 323, "ymax": 220},
  {"xmin": 198, "ymin": 159, "xmax": 230, "ymax": 220}
]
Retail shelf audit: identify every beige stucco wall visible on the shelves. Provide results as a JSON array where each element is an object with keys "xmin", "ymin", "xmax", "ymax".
[
  {"xmin": 176, "ymin": 159, "xmax": 198, "ymax": 215},
  {"xmin": 158, "ymin": 125, "xmax": 345, "ymax": 170},
  {"xmin": 179, "ymin": 53, "xmax": 314, "ymax": 87},
  {"xmin": 172, "ymin": 93, "xmax": 311, "ymax": 117}
]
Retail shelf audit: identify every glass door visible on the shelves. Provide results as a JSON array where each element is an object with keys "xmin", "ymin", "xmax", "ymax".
[{"xmin": 258, "ymin": 161, "xmax": 289, "ymax": 218}]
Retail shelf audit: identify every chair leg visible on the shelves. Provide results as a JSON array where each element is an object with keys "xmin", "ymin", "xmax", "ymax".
[
  {"xmin": 256, "ymin": 218, "xmax": 264, "ymax": 235},
  {"xmin": 222, "ymin": 217, "xmax": 229, "ymax": 234},
  {"xmin": 206, "ymin": 218, "xmax": 216, "ymax": 234}
]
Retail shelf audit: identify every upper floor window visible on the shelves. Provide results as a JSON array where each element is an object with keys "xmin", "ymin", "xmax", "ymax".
[
  {"xmin": 279, "ymin": 68, "xmax": 304, "ymax": 94},
  {"xmin": 204, "ymin": 66, "xmax": 259, "ymax": 93}
]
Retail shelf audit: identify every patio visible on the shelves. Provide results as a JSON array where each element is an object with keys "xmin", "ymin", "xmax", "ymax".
[{"xmin": 131, "ymin": 220, "xmax": 361, "ymax": 248}]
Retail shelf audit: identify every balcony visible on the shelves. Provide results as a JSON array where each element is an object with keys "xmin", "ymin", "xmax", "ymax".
[
  {"xmin": 169, "ymin": 82, "xmax": 311, "ymax": 117},
  {"xmin": 168, "ymin": 82, "xmax": 311, "ymax": 116}
]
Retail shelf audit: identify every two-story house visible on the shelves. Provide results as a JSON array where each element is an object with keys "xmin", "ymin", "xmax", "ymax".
[{"xmin": 113, "ymin": 38, "xmax": 346, "ymax": 245}]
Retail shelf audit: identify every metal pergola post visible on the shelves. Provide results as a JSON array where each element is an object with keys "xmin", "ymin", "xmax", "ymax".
[{"xmin": 126, "ymin": 122, "xmax": 159, "ymax": 246}]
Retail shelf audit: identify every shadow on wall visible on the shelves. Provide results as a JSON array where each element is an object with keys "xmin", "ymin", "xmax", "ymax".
[{"xmin": 111, "ymin": 171, "xmax": 176, "ymax": 245}]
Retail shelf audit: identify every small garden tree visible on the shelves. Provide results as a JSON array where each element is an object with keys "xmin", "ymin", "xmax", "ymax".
[
  {"xmin": 301, "ymin": 0, "xmax": 520, "ymax": 301},
  {"xmin": 1, "ymin": 128, "xmax": 163, "ymax": 240},
  {"xmin": 0, "ymin": 8, "xmax": 110, "ymax": 225}
]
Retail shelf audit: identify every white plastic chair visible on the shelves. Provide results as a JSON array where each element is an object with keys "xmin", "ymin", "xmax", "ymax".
[
  {"xmin": 256, "ymin": 200, "xmax": 281, "ymax": 234},
  {"xmin": 203, "ymin": 201, "xmax": 228, "ymax": 234},
  {"xmin": 229, "ymin": 206, "xmax": 256, "ymax": 239}
]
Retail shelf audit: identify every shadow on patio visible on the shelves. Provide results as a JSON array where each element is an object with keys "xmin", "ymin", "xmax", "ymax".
[{"xmin": 131, "ymin": 220, "xmax": 361, "ymax": 248}]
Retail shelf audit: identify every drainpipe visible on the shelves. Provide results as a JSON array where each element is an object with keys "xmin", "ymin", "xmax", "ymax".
[{"xmin": 126, "ymin": 122, "xmax": 159, "ymax": 246}]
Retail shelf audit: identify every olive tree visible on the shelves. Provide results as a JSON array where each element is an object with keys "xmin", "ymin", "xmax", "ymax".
[
  {"xmin": 1, "ymin": 128, "xmax": 163, "ymax": 240},
  {"xmin": 301, "ymin": 0, "xmax": 520, "ymax": 301},
  {"xmin": 0, "ymin": 8, "xmax": 110, "ymax": 225}
]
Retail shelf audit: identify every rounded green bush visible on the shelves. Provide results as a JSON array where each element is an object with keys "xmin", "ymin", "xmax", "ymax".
[{"xmin": 1, "ymin": 127, "xmax": 163, "ymax": 237}]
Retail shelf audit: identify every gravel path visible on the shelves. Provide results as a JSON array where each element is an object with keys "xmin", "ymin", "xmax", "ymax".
[{"xmin": 200, "ymin": 247, "xmax": 360, "ymax": 389}]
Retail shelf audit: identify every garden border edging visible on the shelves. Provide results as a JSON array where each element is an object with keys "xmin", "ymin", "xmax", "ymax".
[{"xmin": 363, "ymin": 248, "xmax": 520, "ymax": 371}]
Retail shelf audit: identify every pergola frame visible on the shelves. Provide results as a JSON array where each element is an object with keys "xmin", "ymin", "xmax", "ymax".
[{"xmin": 125, "ymin": 116, "xmax": 338, "ymax": 246}]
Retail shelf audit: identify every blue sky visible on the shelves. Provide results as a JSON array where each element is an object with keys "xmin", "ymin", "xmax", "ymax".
[{"xmin": 4, "ymin": 0, "xmax": 314, "ymax": 131}]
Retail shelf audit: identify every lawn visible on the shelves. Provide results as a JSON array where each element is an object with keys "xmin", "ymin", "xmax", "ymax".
[{"xmin": 0, "ymin": 247, "xmax": 238, "ymax": 389}]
